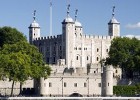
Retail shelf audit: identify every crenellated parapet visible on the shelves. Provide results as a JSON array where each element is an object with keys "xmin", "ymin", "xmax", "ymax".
[
  {"xmin": 34, "ymin": 34, "xmax": 62, "ymax": 41},
  {"xmin": 82, "ymin": 34, "xmax": 114, "ymax": 40}
]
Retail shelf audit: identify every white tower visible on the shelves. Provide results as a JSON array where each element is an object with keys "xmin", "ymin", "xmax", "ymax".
[
  {"xmin": 62, "ymin": 4, "xmax": 75, "ymax": 68},
  {"xmin": 29, "ymin": 10, "xmax": 40, "ymax": 44},
  {"xmin": 108, "ymin": 6, "xmax": 120, "ymax": 37},
  {"xmin": 102, "ymin": 65, "xmax": 113, "ymax": 96}
]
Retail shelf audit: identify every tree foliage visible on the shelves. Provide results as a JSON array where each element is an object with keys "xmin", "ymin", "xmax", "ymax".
[
  {"xmin": 113, "ymin": 84, "xmax": 140, "ymax": 96},
  {"xmin": 0, "ymin": 26, "xmax": 27, "ymax": 47},
  {"xmin": 0, "ymin": 41, "xmax": 51, "ymax": 82},
  {"xmin": 0, "ymin": 27, "xmax": 51, "ymax": 96},
  {"xmin": 106, "ymin": 37, "xmax": 140, "ymax": 78}
]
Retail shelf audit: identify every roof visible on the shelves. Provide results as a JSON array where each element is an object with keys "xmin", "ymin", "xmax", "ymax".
[
  {"xmin": 108, "ymin": 17, "xmax": 120, "ymax": 24},
  {"xmin": 63, "ymin": 16, "xmax": 74, "ymax": 23},
  {"xmin": 29, "ymin": 20, "xmax": 40, "ymax": 28},
  {"xmin": 75, "ymin": 20, "xmax": 82, "ymax": 27}
]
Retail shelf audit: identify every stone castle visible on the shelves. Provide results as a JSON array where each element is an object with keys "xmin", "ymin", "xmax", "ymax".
[
  {"xmin": 28, "ymin": 5, "xmax": 121, "ymax": 97},
  {"xmin": 0, "ymin": 5, "xmax": 123, "ymax": 97}
]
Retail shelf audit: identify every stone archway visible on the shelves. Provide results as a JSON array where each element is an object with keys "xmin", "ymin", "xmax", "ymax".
[{"xmin": 69, "ymin": 93, "xmax": 83, "ymax": 97}]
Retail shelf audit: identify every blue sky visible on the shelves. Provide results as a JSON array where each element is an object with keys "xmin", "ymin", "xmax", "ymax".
[{"xmin": 0, "ymin": 0, "xmax": 140, "ymax": 39}]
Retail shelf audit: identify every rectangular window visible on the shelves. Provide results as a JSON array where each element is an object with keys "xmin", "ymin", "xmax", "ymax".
[
  {"xmin": 84, "ymin": 83, "xmax": 87, "ymax": 87},
  {"xmin": 64, "ymin": 82, "xmax": 66, "ymax": 87},
  {"xmin": 79, "ymin": 48, "xmax": 81, "ymax": 50},
  {"xmin": 74, "ymin": 83, "xmax": 77, "ymax": 87},
  {"xmin": 98, "ymin": 83, "xmax": 101, "ymax": 87},
  {"xmin": 49, "ymin": 82, "xmax": 52, "ymax": 87},
  {"xmin": 60, "ymin": 46, "xmax": 62, "ymax": 50}
]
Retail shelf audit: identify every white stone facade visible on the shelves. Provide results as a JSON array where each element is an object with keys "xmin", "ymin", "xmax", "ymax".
[
  {"xmin": 0, "ymin": 6, "xmax": 121, "ymax": 96},
  {"xmin": 27, "ymin": 6, "xmax": 121, "ymax": 97}
]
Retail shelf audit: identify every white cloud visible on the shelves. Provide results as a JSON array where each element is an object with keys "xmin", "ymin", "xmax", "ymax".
[
  {"xmin": 126, "ymin": 22, "xmax": 140, "ymax": 29},
  {"xmin": 124, "ymin": 35, "xmax": 140, "ymax": 40}
]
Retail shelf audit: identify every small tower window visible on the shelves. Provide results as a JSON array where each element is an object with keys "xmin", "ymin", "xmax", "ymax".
[
  {"xmin": 87, "ymin": 56, "xmax": 89, "ymax": 60},
  {"xmin": 76, "ymin": 56, "xmax": 78, "ymax": 60},
  {"xmin": 59, "ymin": 46, "xmax": 62, "ymax": 50},
  {"xmin": 108, "ymin": 83, "xmax": 109, "ymax": 86},
  {"xmin": 116, "ymin": 70, "xmax": 118, "ymax": 73},
  {"xmin": 84, "ymin": 83, "xmax": 87, "ymax": 87},
  {"xmin": 97, "ymin": 57, "xmax": 99, "ymax": 61},
  {"xmin": 53, "ymin": 57, "xmax": 55, "ymax": 63},
  {"xmin": 106, "ymin": 49, "xmax": 108, "ymax": 52},
  {"xmin": 97, "ymin": 48, "xmax": 99, "ymax": 52},
  {"xmin": 74, "ymin": 83, "xmax": 77, "ymax": 87},
  {"xmin": 64, "ymin": 82, "xmax": 67, "ymax": 87},
  {"xmin": 79, "ymin": 48, "xmax": 81, "ymax": 50},
  {"xmin": 49, "ymin": 82, "xmax": 52, "ymax": 87},
  {"xmin": 98, "ymin": 83, "xmax": 101, "ymax": 87}
]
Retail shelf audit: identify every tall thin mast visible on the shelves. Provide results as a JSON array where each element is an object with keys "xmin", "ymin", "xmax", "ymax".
[{"xmin": 50, "ymin": 0, "xmax": 52, "ymax": 36}]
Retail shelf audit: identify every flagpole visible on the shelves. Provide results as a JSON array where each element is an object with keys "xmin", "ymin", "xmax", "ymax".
[{"xmin": 50, "ymin": 0, "xmax": 52, "ymax": 36}]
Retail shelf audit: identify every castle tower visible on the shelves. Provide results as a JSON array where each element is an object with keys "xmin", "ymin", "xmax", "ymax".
[
  {"xmin": 74, "ymin": 9, "xmax": 83, "ymax": 36},
  {"xmin": 102, "ymin": 65, "xmax": 113, "ymax": 96},
  {"xmin": 74, "ymin": 9, "xmax": 85, "ymax": 68},
  {"xmin": 29, "ymin": 10, "xmax": 40, "ymax": 44},
  {"xmin": 62, "ymin": 4, "xmax": 75, "ymax": 68},
  {"xmin": 108, "ymin": 6, "xmax": 120, "ymax": 37},
  {"xmin": 39, "ymin": 78, "xmax": 49, "ymax": 96}
]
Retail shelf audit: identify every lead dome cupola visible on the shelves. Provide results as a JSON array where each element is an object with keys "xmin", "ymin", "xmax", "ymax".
[
  {"xmin": 74, "ymin": 9, "xmax": 82, "ymax": 27},
  {"xmin": 29, "ymin": 10, "xmax": 40, "ymax": 28},
  {"xmin": 29, "ymin": 20, "xmax": 40, "ymax": 27},
  {"xmin": 108, "ymin": 6, "xmax": 120, "ymax": 24},
  {"xmin": 62, "ymin": 4, "xmax": 74, "ymax": 23},
  {"xmin": 63, "ymin": 16, "xmax": 74, "ymax": 23},
  {"xmin": 108, "ymin": 17, "xmax": 119, "ymax": 24},
  {"xmin": 75, "ymin": 20, "xmax": 82, "ymax": 27}
]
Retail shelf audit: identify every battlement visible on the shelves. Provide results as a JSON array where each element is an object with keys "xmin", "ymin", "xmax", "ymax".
[
  {"xmin": 34, "ymin": 34, "xmax": 62, "ymax": 41},
  {"xmin": 83, "ymin": 34, "xmax": 114, "ymax": 40}
]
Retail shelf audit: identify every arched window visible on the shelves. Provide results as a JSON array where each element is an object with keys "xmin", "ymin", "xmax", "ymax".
[
  {"xmin": 97, "ymin": 48, "xmax": 99, "ymax": 52},
  {"xmin": 106, "ymin": 49, "xmax": 108, "ymax": 52},
  {"xmin": 97, "ymin": 57, "xmax": 99, "ymax": 61},
  {"xmin": 87, "ymin": 56, "xmax": 89, "ymax": 60},
  {"xmin": 116, "ymin": 70, "xmax": 118, "ymax": 73},
  {"xmin": 76, "ymin": 56, "xmax": 79, "ymax": 60}
]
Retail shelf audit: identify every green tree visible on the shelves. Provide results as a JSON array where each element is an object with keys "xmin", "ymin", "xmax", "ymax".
[
  {"xmin": 0, "ymin": 41, "xmax": 51, "ymax": 96},
  {"xmin": 105, "ymin": 37, "xmax": 140, "ymax": 78},
  {"xmin": 0, "ymin": 27, "xmax": 51, "ymax": 96},
  {"xmin": 0, "ymin": 26, "xmax": 26, "ymax": 47}
]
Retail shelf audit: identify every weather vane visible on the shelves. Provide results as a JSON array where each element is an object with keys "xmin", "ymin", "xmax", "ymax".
[
  {"xmin": 33, "ymin": 10, "xmax": 36, "ymax": 21},
  {"xmin": 67, "ymin": 4, "xmax": 70, "ymax": 17},
  {"xmin": 75, "ymin": 9, "xmax": 78, "ymax": 21},
  {"xmin": 112, "ymin": 6, "xmax": 115, "ymax": 17}
]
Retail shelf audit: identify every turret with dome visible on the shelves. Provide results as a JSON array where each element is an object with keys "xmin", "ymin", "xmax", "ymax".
[
  {"xmin": 108, "ymin": 6, "xmax": 120, "ymax": 37},
  {"xmin": 29, "ymin": 10, "xmax": 40, "ymax": 44}
]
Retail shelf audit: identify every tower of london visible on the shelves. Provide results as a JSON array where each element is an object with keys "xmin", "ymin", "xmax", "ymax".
[
  {"xmin": 28, "ymin": 5, "xmax": 121, "ymax": 97},
  {"xmin": 0, "ymin": 5, "xmax": 123, "ymax": 97}
]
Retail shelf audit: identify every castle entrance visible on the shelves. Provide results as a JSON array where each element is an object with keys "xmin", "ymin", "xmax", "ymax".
[{"xmin": 69, "ymin": 93, "xmax": 83, "ymax": 97}]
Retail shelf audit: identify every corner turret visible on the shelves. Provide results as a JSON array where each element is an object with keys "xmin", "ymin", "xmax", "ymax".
[
  {"xmin": 29, "ymin": 10, "xmax": 40, "ymax": 44},
  {"xmin": 62, "ymin": 4, "xmax": 75, "ymax": 68},
  {"xmin": 108, "ymin": 6, "xmax": 120, "ymax": 37},
  {"xmin": 74, "ymin": 9, "xmax": 83, "ymax": 36}
]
